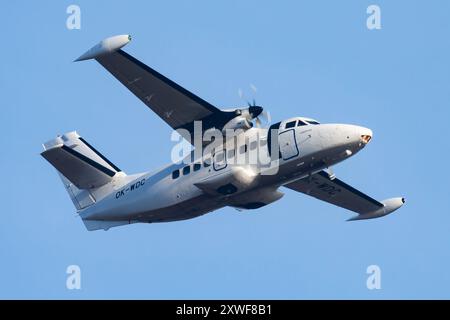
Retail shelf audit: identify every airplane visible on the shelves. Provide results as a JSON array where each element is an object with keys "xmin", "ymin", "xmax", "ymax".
[{"xmin": 41, "ymin": 35, "xmax": 405, "ymax": 231}]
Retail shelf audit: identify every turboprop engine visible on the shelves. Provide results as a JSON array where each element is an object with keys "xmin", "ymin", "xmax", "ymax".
[{"xmin": 221, "ymin": 106, "xmax": 271, "ymax": 133}]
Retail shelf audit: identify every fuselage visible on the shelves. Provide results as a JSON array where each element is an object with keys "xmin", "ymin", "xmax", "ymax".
[{"xmin": 80, "ymin": 117, "xmax": 373, "ymax": 224}]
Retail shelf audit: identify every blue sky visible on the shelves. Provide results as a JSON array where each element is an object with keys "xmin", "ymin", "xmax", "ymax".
[{"xmin": 1, "ymin": 1, "xmax": 450, "ymax": 299}]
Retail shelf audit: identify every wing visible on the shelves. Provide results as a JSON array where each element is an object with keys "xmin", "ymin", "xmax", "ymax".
[
  {"xmin": 75, "ymin": 35, "xmax": 236, "ymax": 141},
  {"xmin": 284, "ymin": 170, "xmax": 405, "ymax": 221}
]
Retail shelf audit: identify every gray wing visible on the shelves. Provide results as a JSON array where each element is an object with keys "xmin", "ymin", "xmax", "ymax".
[
  {"xmin": 95, "ymin": 50, "xmax": 236, "ymax": 137},
  {"xmin": 284, "ymin": 170, "xmax": 404, "ymax": 220}
]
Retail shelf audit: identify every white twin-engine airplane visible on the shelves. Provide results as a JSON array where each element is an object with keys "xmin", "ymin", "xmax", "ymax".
[{"xmin": 41, "ymin": 35, "xmax": 405, "ymax": 231}]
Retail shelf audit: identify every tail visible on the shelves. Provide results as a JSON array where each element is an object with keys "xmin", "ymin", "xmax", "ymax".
[{"xmin": 41, "ymin": 131, "xmax": 124, "ymax": 211}]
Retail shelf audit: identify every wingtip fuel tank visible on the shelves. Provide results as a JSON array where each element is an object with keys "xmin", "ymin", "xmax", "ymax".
[
  {"xmin": 347, "ymin": 197, "xmax": 405, "ymax": 221},
  {"xmin": 74, "ymin": 34, "xmax": 131, "ymax": 62}
]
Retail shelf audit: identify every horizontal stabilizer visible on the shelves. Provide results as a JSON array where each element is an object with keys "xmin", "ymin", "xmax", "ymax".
[{"xmin": 41, "ymin": 131, "xmax": 121, "ymax": 189}]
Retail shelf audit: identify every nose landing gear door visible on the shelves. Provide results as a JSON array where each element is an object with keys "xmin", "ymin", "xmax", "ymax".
[{"xmin": 279, "ymin": 129, "xmax": 299, "ymax": 160}]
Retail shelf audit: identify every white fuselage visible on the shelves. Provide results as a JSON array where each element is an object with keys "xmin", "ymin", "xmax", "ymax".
[{"xmin": 80, "ymin": 119, "xmax": 372, "ymax": 224}]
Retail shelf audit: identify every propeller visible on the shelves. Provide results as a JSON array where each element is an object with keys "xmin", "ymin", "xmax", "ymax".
[
  {"xmin": 237, "ymin": 85, "xmax": 271, "ymax": 128},
  {"xmin": 254, "ymin": 110, "xmax": 271, "ymax": 128},
  {"xmin": 248, "ymin": 104, "xmax": 271, "ymax": 128}
]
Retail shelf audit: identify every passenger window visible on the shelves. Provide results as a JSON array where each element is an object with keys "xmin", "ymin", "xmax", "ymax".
[
  {"xmin": 250, "ymin": 141, "xmax": 257, "ymax": 150},
  {"xmin": 239, "ymin": 144, "xmax": 247, "ymax": 154},
  {"xmin": 172, "ymin": 170, "xmax": 180, "ymax": 179},
  {"xmin": 297, "ymin": 120, "xmax": 307, "ymax": 126},
  {"xmin": 204, "ymin": 158, "xmax": 211, "ymax": 167},
  {"xmin": 193, "ymin": 163, "xmax": 201, "ymax": 171},
  {"xmin": 227, "ymin": 149, "xmax": 235, "ymax": 158},
  {"xmin": 285, "ymin": 121, "xmax": 296, "ymax": 129},
  {"xmin": 182, "ymin": 166, "xmax": 190, "ymax": 175},
  {"xmin": 260, "ymin": 139, "xmax": 267, "ymax": 146}
]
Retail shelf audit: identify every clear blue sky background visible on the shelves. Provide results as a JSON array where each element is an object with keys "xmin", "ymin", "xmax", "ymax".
[{"xmin": 1, "ymin": 1, "xmax": 449, "ymax": 299}]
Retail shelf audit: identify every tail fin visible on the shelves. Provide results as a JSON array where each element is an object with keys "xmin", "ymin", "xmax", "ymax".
[{"xmin": 41, "ymin": 131, "xmax": 123, "ymax": 210}]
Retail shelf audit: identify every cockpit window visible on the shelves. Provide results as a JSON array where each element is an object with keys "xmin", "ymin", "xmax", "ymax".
[
  {"xmin": 297, "ymin": 120, "xmax": 307, "ymax": 126},
  {"xmin": 306, "ymin": 120, "xmax": 320, "ymax": 125},
  {"xmin": 285, "ymin": 121, "xmax": 296, "ymax": 129}
]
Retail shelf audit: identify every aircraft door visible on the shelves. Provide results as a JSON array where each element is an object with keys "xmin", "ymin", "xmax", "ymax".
[
  {"xmin": 279, "ymin": 129, "xmax": 299, "ymax": 160},
  {"xmin": 213, "ymin": 149, "xmax": 227, "ymax": 171}
]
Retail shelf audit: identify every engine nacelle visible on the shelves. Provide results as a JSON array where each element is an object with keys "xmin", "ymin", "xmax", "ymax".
[{"xmin": 222, "ymin": 115, "xmax": 253, "ymax": 133}]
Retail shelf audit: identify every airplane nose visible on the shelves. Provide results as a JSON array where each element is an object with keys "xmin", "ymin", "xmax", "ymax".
[{"xmin": 359, "ymin": 127, "xmax": 373, "ymax": 145}]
